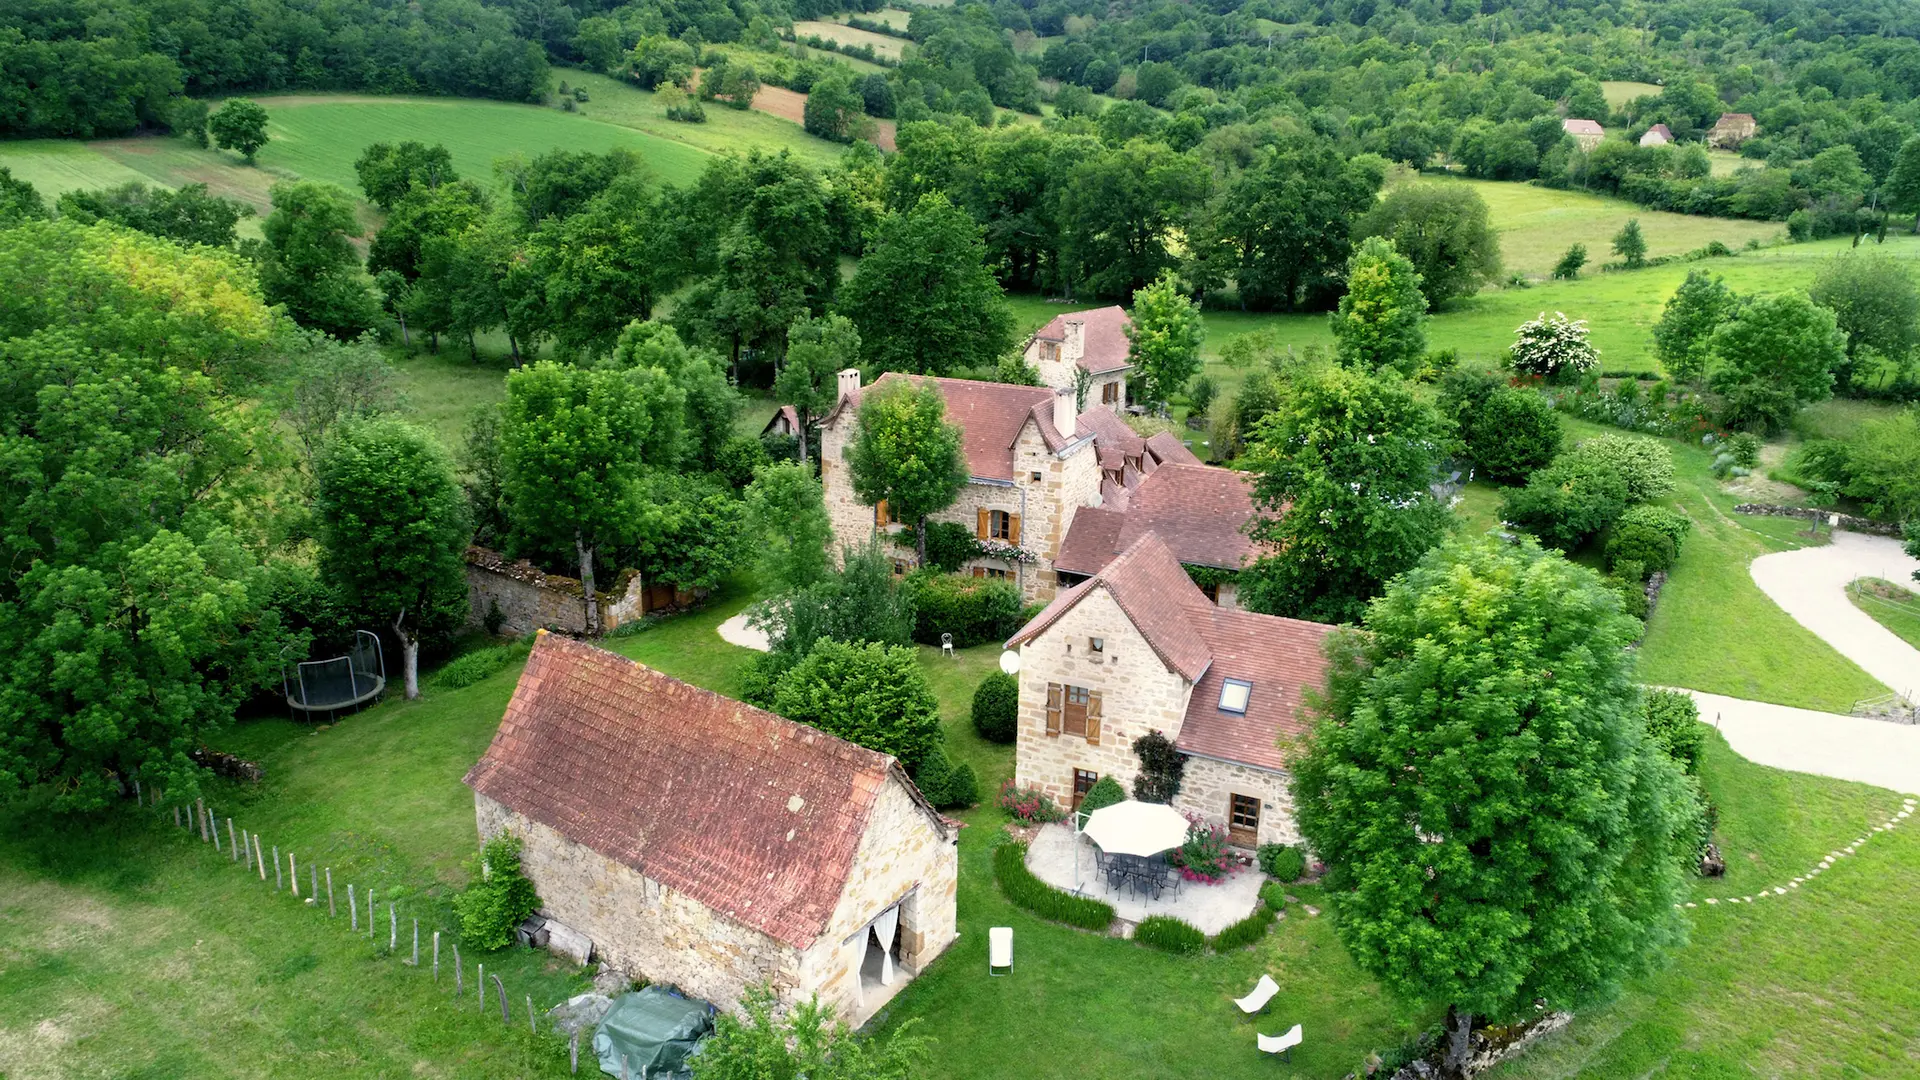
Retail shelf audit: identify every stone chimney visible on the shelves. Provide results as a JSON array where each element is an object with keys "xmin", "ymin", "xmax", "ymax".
[
  {"xmin": 837, "ymin": 368, "xmax": 861, "ymax": 402},
  {"xmin": 1054, "ymin": 386, "xmax": 1077, "ymax": 438},
  {"xmin": 1063, "ymin": 320, "xmax": 1086, "ymax": 369}
]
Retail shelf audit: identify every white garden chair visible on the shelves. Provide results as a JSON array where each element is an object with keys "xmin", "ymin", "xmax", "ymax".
[
  {"xmin": 941, "ymin": 632, "xmax": 954, "ymax": 658},
  {"xmin": 1257, "ymin": 1024, "xmax": 1303, "ymax": 1060},
  {"xmin": 988, "ymin": 926, "xmax": 1012, "ymax": 976},
  {"xmin": 1234, "ymin": 974, "xmax": 1279, "ymax": 1014}
]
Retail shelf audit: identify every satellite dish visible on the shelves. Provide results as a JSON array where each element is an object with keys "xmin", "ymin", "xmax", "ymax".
[{"xmin": 999, "ymin": 649, "xmax": 1022, "ymax": 675}]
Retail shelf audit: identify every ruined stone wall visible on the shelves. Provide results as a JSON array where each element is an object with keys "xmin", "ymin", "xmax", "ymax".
[
  {"xmin": 1012, "ymin": 587, "xmax": 1193, "ymax": 804},
  {"xmin": 1175, "ymin": 755, "xmax": 1301, "ymax": 849},
  {"xmin": 475, "ymin": 794, "xmax": 803, "ymax": 1012},
  {"xmin": 463, "ymin": 547, "xmax": 648, "ymax": 637},
  {"xmin": 796, "ymin": 779, "xmax": 959, "ymax": 1018}
]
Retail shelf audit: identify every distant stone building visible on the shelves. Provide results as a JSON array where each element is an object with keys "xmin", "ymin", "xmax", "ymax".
[
  {"xmin": 464, "ymin": 633, "xmax": 959, "ymax": 1023},
  {"xmin": 761, "ymin": 404, "xmax": 802, "ymax": 438},
  {"xmin": 1639, "ymin": 123, "xmax": 1674, "ymax": 147},
  {"xmin": 1709, "ymin": 113, "xmax": 1757, "ymax": 149},
  {"xmin": 1562, "ymin": 118, "xmax": 1606, "ymax": 150},
  {"xmin": 1006, "ymin": 533, "xmax": 1333, "ymax": 849},
  {"xmin": 1023, "ymin": 306, "xmax": 1133, "ymax": 409}
]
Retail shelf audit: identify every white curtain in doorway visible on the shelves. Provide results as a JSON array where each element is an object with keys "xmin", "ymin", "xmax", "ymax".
[{"xmin": 872, "ymin": 906, "xmax": 900, "ymax": 985}]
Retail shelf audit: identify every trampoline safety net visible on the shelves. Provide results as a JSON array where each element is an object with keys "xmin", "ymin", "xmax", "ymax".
[{"xmin": 284, "ymin": 630, "xmax": 387, "ymax": 716}]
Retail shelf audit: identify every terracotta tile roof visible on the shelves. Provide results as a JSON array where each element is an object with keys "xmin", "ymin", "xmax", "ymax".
[
  {"xmin": 1054, "ymin": 505, "xmax": 1126, "ymax": 576},
  {"xmin": 1075, "ymin": 406, "xmax": 1144, "ymax": 457},
  {"xmin": 1011, "ymin": 532, "xmax": 1332, "ymax": 771},
  {"xmin": 1717, "ymin": 112, "xmax": 1755, "ymax": 124},
  {"xmin": 1144, "ymin": 431, "xmax": 1202, "ymax": 466},
  {"xmin": 463, "ymin": 634, "xmax": 947, "ymax": 950},
  {"xmin": 1054, "ymin": 464, "xmax": 1258, "ymax": 574},
  {"xmin": 1034, "ymin": 306, "xmax": 1134, "ymax": 375},
  {"xmin": 834, "ymin": 374, "xmax": 1073, "ymax": 482},
  {"xmin": 1009, "ymin": 533, "xmax": 1215, "ymax": 680},
  {"xmin": 1562, "ymin": 118, "xmax": 1604, "ymax": 136},
  {"xmin": 1177, "ymin": 609, "xmax": 1332, "ymax": 771},
  {"xmin": 761, "ymin": 405, "xmax": 801, "ymax": 436}
]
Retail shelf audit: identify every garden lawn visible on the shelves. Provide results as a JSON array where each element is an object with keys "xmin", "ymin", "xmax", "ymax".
[
  {"xmin": 1487, "ymin": 732, "xmax": 1920, "ymax": 1078},
  {"xmin": 390, "ymin": 349, "xmax": 512, "ymax": 452},
  {"xmin": 1848, "ymin": 578, "xmax": 1920, "ymax": 650}
]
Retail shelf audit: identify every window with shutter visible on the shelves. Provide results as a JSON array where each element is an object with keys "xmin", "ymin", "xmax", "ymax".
[
  {"xmin": 1045, "ymin": 683, "xmax": 1062, "ymax": 736},
  {"xmin": 1009, "ymin": 513, "xmax": 1022, "ymax": 544},
  {"xmin": 1085, "ymin": 690, "xmax": 1103, "ymax": 745},
  {"xmin": 976, "ymin": 508, "xmax": 989, "ymax": 540},
  {"xmin": 988, "ymin": 510, "xmax": 1011, "ymax": 540},
  {"xmin": 1102, "ymin": 381, "xmax": 1120, "ymax": 405},
  {"xmin": 874, "ymin": 500, "xmax": 890, "ymax": 526},
  {"xmin": 1063, "ymin": 684, "xmax": 1089, "ymax": 737}
]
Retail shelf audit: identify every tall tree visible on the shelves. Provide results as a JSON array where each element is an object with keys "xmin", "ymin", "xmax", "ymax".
[
  {"xmin": 314, "ymin": 418, "xmax": 471, "ymax": 698},
  {"xmin": 1807, "ymin": 251, "xmax": 1920, "ymax": 391},
  {"xmin": 1292, "ymin": 535, "xmax": 1696, "ymax": 1076},
  {"xmin": 606, "ymin": 320, "xmax": 737, "ymax": 473},
  {"xmin": 840, "ymin": 193, "xmax": 1015, "ymax": 377},
  {"xmin": 0, "ymin": 166, "xmax": 46, "ymax": 225},
  {"xmin": 500, "ymin": 361, "xmax": 684, "ymax": 632},
  {"xmin": 1330, "ymin": 236, "xmax": 1428, "ymax": 374},
  {"xmin": 56, "ymin": 182, "xmax": 252, "ymax": 248},
  {"xmin": 1886, "ymin": 137, "xmax": 1920, "ymax": 235},
  {"xmin": 1708, "ymin": 293, "xmax": 1845, "ymax": 433},
  {"xmin": 275, "ymin": 330, "xmax": 404, "ymax": 471},
  {"xmin": 1612, "ymin": 218, "xmax": 1647, "ymax": 268},
  {"xmin": 208, "ymin": 98, "xmax": 270, "ymax": 164},
  {"xmin": 1056, "ymin": 139, "xmax": 1211, "ymax": 299},
  {"xmin": 1124, "ymin": 270, "xmax": 1205, "ymax": 408},
  {"xmin": 745, "ymin": 460, "xmax": 834, "ymax": 593},
  {"xmin": 1356, "ymin": 183, "xmax": 1502, "ymax": 308},
  {"xmin": 1240, "ymin": 364, "xmax": 1453, "ymax": 623},
  {"xmin": 1203, "ymin": 137, "xmax": 1384, "ymax": 311},
  {"xmin": 776, "ymin": 313, "xmax": 860, "ymax": 467},
  {"xmin": 259, "ymin": 181, "xmax": 382, "ymax": 338},
  {"xmin": 354, "ymin": 141, "xmax": 457, "ymax": 211},
  {"xmin": 846, "ymin": 381, "xmax": 968, "ymax": 565},
  {"xmin": 525, "ymin": 174, "xmax": 672, "ymax": 359},
  {"xmin": 1653, "ymin": 270, "xmax": 1737, "ymax": 385}
]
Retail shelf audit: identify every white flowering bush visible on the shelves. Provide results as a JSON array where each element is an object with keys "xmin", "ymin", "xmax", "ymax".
[{"xmin": 1510, "ymin": 311, "xmax": 1599, "ymax": 381}]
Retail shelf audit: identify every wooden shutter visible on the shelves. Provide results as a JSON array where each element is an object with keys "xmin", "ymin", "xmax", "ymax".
[
  {"xmin": 1045, "ymin": 683, "xmax": 1062, "ymax": 737},
  {"xmin": 976, "ymin": 508, "xmax": 989, "ymax": 540},
  {"xmin": 972, "ymin": 567, "xmax": 985, "ymax": 578},
  {"xmin": 875, "ymin": 500, "xmax": 889, "ymax": 526},
  {"xmin": 1086, "ymin": 691, "xmax": 1103, "ymax": 746},
  {"xmin": 1009, "ymin": 513, "xmax": 1022, "ymax": 545}
]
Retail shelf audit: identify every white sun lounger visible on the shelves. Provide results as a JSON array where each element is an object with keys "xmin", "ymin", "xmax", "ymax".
[
  {"xmin": 1258, "ymin": 1024, "xmax": 1303, "ymax": 1059},
  {"xmin": 988, "ymin": 926, "xmax": 1013, "ymax": 976},
  {"xmin": 1234, "ymin": 973, "xmax": 1279, "ymax": 1014}
]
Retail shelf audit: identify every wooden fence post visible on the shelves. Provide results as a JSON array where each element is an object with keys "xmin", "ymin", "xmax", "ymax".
[
  {"xmin": 289, "ymin": 852, "xmax": 298, "ymax": 897},
  {"xmin": 326, "ymin": 868, "xmax": 335, "ymax": 917},
  {"xmin": 133, "ymin": 778, "xmax": 141, "ymax": 805},
  {"xmin": 173, "ymin": 806, "xmax": 180, "ymax": 828},
  {"xmin": 256, "ymin": 836, "xmax": 267, "ymax": 881},
  {"xmin": 571, "ymin": 1031, "xmax": 580, "ymax": 1074},
  {"xmin": 454, "ymin": 944, "xmax": 464, "ymax": 995},
  {"xmin": 228, "ymin": 820, "xmax": 237, "ymax": 862},
  {"xmin": 367, "ymin": 889, "xmax": 375, "ymax": 937},
  {"xmin": 389, "ymin": 903, "xmax": 397, "ymax": 951},
  {"xmin": 349, "ymin": 885, "xmax": 358, "ymax": 930},
  {"xmin": 310, "ymin": 864, "xmax": 317, "ymax": 901},
  {"xmin": 433, "ymin": 931, "xmax": 440, "ymax": 980},
  {"xmin": 411, "ymin": 919, "xmax": 419, "ymax": 966},
  {"xmin": 527, "ymin": 994, "xmax": 535, "ymax": 1034},
  {"xmin": 477, "ymin": 964, "xmax": 484, "ymax": 1010},
  {"xmin": 198, "ymin": 798, "xmax": 209, "ymax": 841},
  {"xmin": 212, "ymin": 817, "xmax": 221, "ymax": 854}
]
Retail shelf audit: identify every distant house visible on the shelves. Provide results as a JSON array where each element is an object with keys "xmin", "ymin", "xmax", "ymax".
[
  {"xmin": 1023, "ymin": 306, "xmax": 1133, "ymax": 410},
  {"xmin": 464, "ymin": 633, "xmax": 959, "ymax": 1024},
  {"xmin": 1640, "ymin": 123, "xmax": 1674, "ymax": 147},
  {"xmin": 761, "ymin": 404, "xmax": 802, "ymax": 438},
  {"xmin": 1709, "ymin": 113, "xmax": 1757, "ymax": 149},
  {"xmin": 1563, "ymin": 118, "xmax": 1606, "ymax": 150},
  {"xmin": 1006, "ymin": 532, "xmax": 1333, "ymax": 846}
]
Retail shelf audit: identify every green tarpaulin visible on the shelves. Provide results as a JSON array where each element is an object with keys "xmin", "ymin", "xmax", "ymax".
[{"xmin": 593, "ymin": 987, "xmax": 714, "ymax": 1079}]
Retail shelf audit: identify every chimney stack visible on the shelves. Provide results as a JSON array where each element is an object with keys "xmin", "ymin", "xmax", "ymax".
[
  {"xmin": 837, "ymin": 368, "xmax": 861, "ymax": 402},
  {"xmin": 1063, "ymin": 320, "xmax": 1086, "ymax": 368},
  {"xmin": 1054, "ymin": 386, "xmax": 1077, "ymax": 439}
]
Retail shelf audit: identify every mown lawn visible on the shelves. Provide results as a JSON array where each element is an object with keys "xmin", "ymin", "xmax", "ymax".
[{"xmin": 1848, "ymin": 578, "xmax": 1920, "ymax": 650}]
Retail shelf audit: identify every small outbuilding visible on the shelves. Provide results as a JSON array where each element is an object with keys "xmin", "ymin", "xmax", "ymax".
[
  {"xmin": 1639, "ymin": 123, "xmax": 1674, "ymax": 147},
  {"xmin": 760, "ymin": 404, "xmax": 802, "ymax": 438},
  {"xmin": 464, "ymin": 632, "xmax": 959, "ymax": 1024}
]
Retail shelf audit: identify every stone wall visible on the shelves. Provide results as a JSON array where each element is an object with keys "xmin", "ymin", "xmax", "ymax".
[
  {"xmin": 463, "ymin": 546, "xmax": 652, "ymax": 637},
  {"xmin": 1732, "ymin": 503, "xmax": 1904, "ymax": 537},
  {"xmin": 796, "ymin": 779, "xmax": 959, "ymax": 1018},
  {"xmin": 1175, "ymin": 755, "xmax": 1301, "ymax": 849},
  {"xmin": 1013, "ymin": 587, "xmax": 1194, "ymax": 804},
  {"xmin": 475, "ymin": 794, "xmax": 802, "ymax": 1011}
]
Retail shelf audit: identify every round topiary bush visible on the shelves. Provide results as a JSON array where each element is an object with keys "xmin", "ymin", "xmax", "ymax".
[
  {"xmin": 1606, "ymin": 522, "xmax": 1678, "ymax": 575},
  {"xmin": 971, "ymin": 671, "xmax": 1020, "ymax": 744},
  {"xmin": 1469, "ymin": 387, "xmax": 1562, "ymax": 484},
  {"xmin": 1257, "ymin": 842, "xmax": 1306, "ymax": 883},
  {"xmin": 1076, "ymin": 775, "xmax": 1126, "ymax": 817}
]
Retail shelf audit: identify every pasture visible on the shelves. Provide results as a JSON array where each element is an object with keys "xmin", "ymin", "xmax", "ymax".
[
  {"xmin": 1600, "ymin": 80, "xmax": 1663, "ymax": 110},
  {"xmin": 792, "ymin": 20, "xmax": 907, "ymax": 60}
]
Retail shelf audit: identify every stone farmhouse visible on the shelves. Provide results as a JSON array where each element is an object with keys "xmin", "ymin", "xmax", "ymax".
[
  {"xmin": 463, "ymin": 632, "xmax": 959, "ymax": 1023},
  {"xmin": 1005, "ymin": 533, "xmax": 1332, "ymax": 849},
  {"xmin": 1639, "ymin": 123, "xmax": 1674, "ymax": 147},
  {"xmin": 818, "ymin": 368, "xmax": 1259, "ymax": 604},
  {"xmin": 1562, "ymin": 118, "xmax": 1606, "ymax": 150},
  {"xmin": 1709, "ymin": 112, "xmax": 1757, "ymax": 149},
  {"xmin": 1023, "ymin": 305, "xmax": 1133, "ymax": 410}
]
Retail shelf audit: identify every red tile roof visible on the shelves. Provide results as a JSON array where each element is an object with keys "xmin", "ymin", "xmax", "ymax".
[
  {"xmin": 832, "ymin": 374, "xmax": 1074, "ymax": 481},
  {"xmin": 1034, "ymin": 306, "xmax": 1133, "ymax": 375},
  {"xmin": 463, "ymin": 633, "xmax": 948, "ymax": 950},
  {"xmin": 761, "ymin": 404, "xmax": 801, "ymax": 436},
  {"xmin": 1008, "ymin": 533, "xmax": 1333, "ymax": 771},
  {"xmin": 1055, "ymin": 464, "xmax": 1258, "ymax": 574},
  {"xmin": 1562, "ymin": 118, "xmax": 1604, "ymax": 136},
  {"xmin": 1143, "ymin": 431, "xmax": 1202, "ymax": 467}
]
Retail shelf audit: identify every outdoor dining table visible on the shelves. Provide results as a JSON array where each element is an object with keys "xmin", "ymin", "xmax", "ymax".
[{"xmin": 1102, "ymin": 851, "xmax": 1168, "ymax": 900}]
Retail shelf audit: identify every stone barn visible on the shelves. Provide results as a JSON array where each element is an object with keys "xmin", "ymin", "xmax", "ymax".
[{"xmin": 463, "ymin": 632, "xmax": 959, "ymax": 1023}]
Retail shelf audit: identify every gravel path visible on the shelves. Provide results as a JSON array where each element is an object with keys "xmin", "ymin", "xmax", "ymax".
[
  {"xmin": 716, "ymin": 612, "xmax": 770, "ymax": 652},
  {"xmin": 1685, "ymin": 689, "xmax": 1920, "ymax": 795},
  {"xmin": 1748, "ymin": 530, "xmax": 1920, "ymax": 702}
]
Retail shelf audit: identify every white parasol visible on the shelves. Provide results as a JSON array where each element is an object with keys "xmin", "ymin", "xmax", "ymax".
[{"xmin": 1081, "ymin": 799, "xmax": 1189, "ymax": 857}]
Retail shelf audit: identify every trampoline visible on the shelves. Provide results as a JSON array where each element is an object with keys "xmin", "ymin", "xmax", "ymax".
[{"xmin": 283, "ymin": 630, "xmax": 387, "ymax": 720}]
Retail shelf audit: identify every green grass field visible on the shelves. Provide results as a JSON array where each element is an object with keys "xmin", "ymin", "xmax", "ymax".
[
  {"xmin": 1848, "ymin": 578, "xmax": 1920, "ymax": 650},
  {"xmin": 1599, "ymin": 81, "xmax": 1663, "ymax": 110},
  {"xmin": 793, "ymin": 20, "xmax": 907, "ymax": 59}
]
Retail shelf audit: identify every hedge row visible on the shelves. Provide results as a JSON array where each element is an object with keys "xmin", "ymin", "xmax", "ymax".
[
  {"xmin": 992, "ymin": 841, "xmax": 1115, "ymax": 931},
  {"xmin": 1135, "ymin": 914, "xmax": 1208, "ymax": 954},
  {"xmin": 1209, "ymin": 903, "xmax": 1278, "ymax": 951}
]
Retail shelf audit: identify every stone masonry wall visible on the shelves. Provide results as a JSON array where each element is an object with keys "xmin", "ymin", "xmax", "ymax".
[
  {"xmin": 1013, "ymin": 587, "xmax": 1194, "ymax": 804},
  {"xmin": 463, "ymin": 547, "xmax": 649, "ymax": 637},
  {"xmin": 1175, "ymin": 755, "xmax": 1301, "ymax": 849},
  {"xmin": 1026, "ymin": 339, "xmax": 1127, "ymax": 410},
  {"xmin": 475, "ymin": 794, "xmax": 802, "ymax": 1012},
  {"xmin": 796, "ymin": 779, "xmax": 959, "ymax": 1018}
]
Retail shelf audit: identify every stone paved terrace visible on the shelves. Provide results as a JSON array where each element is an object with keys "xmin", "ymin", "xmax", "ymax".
[{"xmin": 1025, "ymin": 822, "xmax": 1263, "ymax": 935}]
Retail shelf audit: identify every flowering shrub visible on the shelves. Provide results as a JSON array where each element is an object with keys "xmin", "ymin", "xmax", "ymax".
[
  {"xmin": 1168, "ymin": 813, "xmax": 1234, "ymax": 883},
  {"xmin": 1509, "ymin": 312, "xmax": 1599, "ymax": 382},
  {"xmin": 997, "ymin": 779, "xmax": 1066, "ymax": 824}
]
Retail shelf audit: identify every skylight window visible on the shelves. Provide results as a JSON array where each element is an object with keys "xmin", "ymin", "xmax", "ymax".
[{"xmin": 1219, "ymin": 679, "xmax": 1252, "ymax": 714}]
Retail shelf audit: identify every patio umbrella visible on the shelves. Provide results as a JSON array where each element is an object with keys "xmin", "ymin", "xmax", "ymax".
[{"xmin": 1082, "ymin": 800, "xmax": 1189, "ymax": 857}]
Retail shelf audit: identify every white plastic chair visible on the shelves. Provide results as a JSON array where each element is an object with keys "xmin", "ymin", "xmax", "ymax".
[
  {"xmin": 941, "ymin": 632, "xmax": 954, "ymax": 658},
  {"xmin": 1257, "ymin": 1024, "xmax": 1303, "ymax": 1060},
  {"xmin": 1234, "ymin": 974, "xmax": 1279, "ymax": 1014},
  {"xmin": 988, "ymin": 926, "xmax": 1012, "ymax": 976}
]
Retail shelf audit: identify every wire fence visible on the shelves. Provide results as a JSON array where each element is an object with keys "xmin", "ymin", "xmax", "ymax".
[{"xmin": 133, "ymin": 783, "xmax": 595, "ymax": 1073}]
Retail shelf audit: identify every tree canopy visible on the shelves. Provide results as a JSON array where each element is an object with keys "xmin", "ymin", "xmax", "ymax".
[
  {"xmin": 1330, "ymin": 237, "xmax": 1428, "ymax": 375},
  {"xmin": 1357, "ymin": 183, "xmax": 1501, "ymax": 309},
  {"xmin": 846, "ymin": 381, "xmax": 968, "ymax": 565},
  {"xmin": 1125, "ymin": 271, "xmax": 1206, "ymax": 408},
  {"xmin": 840, "ymin": 193, "xmax": 1015, "ymax": 377}
]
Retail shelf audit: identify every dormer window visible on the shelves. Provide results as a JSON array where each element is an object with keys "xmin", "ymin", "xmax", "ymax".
[{"xmin": 1219, "ymin": 679, "xmax": 1252, "ymax": 714}]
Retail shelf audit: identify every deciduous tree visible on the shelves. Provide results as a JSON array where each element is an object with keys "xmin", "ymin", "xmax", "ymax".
[
  {"xmin": 1330, "ymin": 236, "xmax": 1427, "ymax": 375},
  {"xmin": 1125, "ymin": 271, "xmax": 1205, "ymax": 408},
  {"xmin": 771, "ymin": 639, "xmax": 942, "ymax": 773},
  {"xmin": 209, "ymin": 98, "xmax": 270, "ymax": 163},
  {"xmin": 1708, "ymin": 293, "xmax": 1844, "ymax": 433},
  {"xmin": 354, "ymin": 141, "xmax": 456, "ymax": 211},
  {"xmin": 314, "ymin": 418, "xmax": 470, "ymax": 698},
  {"xmin": 1292, "ymin": 535, "xmax": 1696, "ymax": 1077},
  {"xmin": 846, "ymin": 381, "xmax": 968, "ymax": 565},
  {"xmin": 1653, "ymin": 270, "xmax": 1737, "ymax": 385},
  {"xmin": 775, "ymin": 313, "xmax": 860, "ymax": 466},
  {"xmin": 1807, "ymin": 251, "xmax": 1920, "ymax": 390},
  {"xmin": 841, "ymin": 193, "xmax": 1015, "ymax": 376},
  {"xmin": 745, "ymin": 460, "xmax": 834, "ymax": 593},
  {"xmin": 56, "ymin": 182, "xmax": 252, "ymax": 248},
  {"xmin": 1356, "ymin": 183, "xmax": 1501, "ymax": 308},
  {"xmin": 259, "ymin": 181, "xmax": 382, "ymax": 338},
  {"xmin": 1611, "ymin": 218, "xmax": 1647, "ymax": 268}
]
